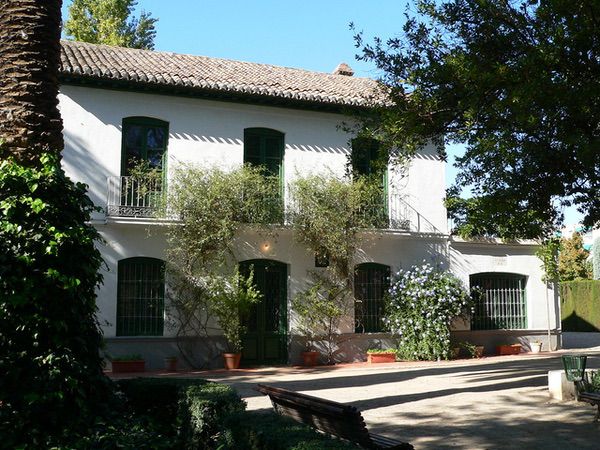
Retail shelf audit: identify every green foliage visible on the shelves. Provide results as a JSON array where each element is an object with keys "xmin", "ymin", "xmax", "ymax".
[
  {"xmin": 166, "ymin": 165, "xmax": 279, "ymax": 365},
  {"xmin": 0, "ymin": 154, "xmax": 112, "ymax": 447},
  {"xmin": 559, "ymin": 232, "xmax": 592, "ymax": 281},
  {"xmin": 219, "ymin": 411, "xmax": 358, "ymax": 450},
  {"xmin": 587, "ymin": 371, "xmax": 600, "ymax": 393},
  {"xmin": 65, "ymin": 0, "xmax": 158, "ymax": 49},
  {"xmin": 291, "ymin": 274, "xmax": 348, "ymax": 363},
  {"xmin": 385, "ymin": 262, "xmax": 472, "ymax": 360},
  {"xmin": 203, "ymin": 270, "xmax": 262, "ymax": 353},
  {"xmin": 354, "ymin": 0, "xmax": 600, "ymax": 237},
  {"xmin": 594, "ymin": 237, "xmax": 600, "ymax": 280},
  {"xmin": 561, "ymin": 281, "xmax": 600, "ymax": 332},
  {"xmin": 290, "ymin": 173, "xmax": 386, "ymax": 362},
  {"xmin": 459, "ymin": 342, "xmax": 482, "ymax": 359},
  {"xmin": 536, "ymin": 237, "xmax": 561, "ymax": 283},
  {"xmin": 366, "ymin": 348, "xmax": 398, "ymax": 354},
  {"xmin": 117, "ymin": 378, "xmax": 246, "ymax": 449},
  {"xmin": 291, "ymin": 174, "xmax": 387, "ymax": 280}
]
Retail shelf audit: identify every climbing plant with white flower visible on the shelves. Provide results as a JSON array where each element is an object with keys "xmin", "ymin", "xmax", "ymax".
[{"xmin": 385, "ymin": 262, "xmax": 473, "ymax": 361}]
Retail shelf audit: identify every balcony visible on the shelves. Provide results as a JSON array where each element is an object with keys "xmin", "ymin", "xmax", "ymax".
[
  {"xmin": 106, "ymin": 176, "xmax": 163, "ymax": 218},
  {"xmin": 106, "ymin": 176, "xmax": 444, "ymax": 234}
]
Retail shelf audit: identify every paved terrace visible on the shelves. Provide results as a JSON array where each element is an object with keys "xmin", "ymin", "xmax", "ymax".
[{"xmin": 112, "ymin": 349, "xmax": 600, "ymax": 449}]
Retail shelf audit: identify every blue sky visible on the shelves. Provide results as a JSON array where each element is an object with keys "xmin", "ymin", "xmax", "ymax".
[{"xmin": 60, "ymin": 0, "xmax": 582, "ymax": 225}]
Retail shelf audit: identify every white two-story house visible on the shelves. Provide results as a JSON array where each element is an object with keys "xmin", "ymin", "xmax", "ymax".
[{"xmin": 57, "ymin": 40, "xmax": 560, "ymax": 368}]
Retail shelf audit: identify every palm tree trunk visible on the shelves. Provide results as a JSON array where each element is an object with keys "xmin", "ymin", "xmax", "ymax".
[{"xmin": 0, "ymin": 0, "xmax": 63, "ymax": 164}]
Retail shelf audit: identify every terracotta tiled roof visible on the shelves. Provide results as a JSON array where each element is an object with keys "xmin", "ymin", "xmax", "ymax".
[{"xmin": 59, "ymin": 40, "xmax": 385, "ymax": 109}]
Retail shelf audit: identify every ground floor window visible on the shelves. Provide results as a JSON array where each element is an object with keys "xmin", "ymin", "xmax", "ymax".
[
  {"xmin": 354, "ymin": 263, "xmax": 390, "ymax": 333},
  {"xmin": 116, "ymin": 257, "xmax": 165, "ymax": 336},
  {"xmin": 470, "ymin": 272, "xmax": 527, "ymax": 330}
]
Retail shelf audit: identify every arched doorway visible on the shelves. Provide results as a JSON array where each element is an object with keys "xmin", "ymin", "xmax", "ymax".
[{"xmin": 239, "ymin": 259, "xmax": 288, "ymax": 365}]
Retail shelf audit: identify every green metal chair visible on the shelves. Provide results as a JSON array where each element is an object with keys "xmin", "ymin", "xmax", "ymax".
[{"xmin": 562, "ymin": 354, "xmax": 588, "ymax": 400}]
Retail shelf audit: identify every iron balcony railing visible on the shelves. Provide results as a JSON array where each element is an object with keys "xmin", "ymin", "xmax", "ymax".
[
  {"xmin": 107, "ymin": 176, "xmax": 163, "ymax": 218},
  {"xmin": 106, "ymin": 176, "xmax": 444, "ymax": 233}
]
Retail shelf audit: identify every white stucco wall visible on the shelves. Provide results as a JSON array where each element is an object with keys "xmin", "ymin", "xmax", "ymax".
[
  {"xmin": 58, "ymin": 84, "xmax": 557, "ymax": 356},
  {"xmin": 58, "ymin": 84, "xmax": 447, "ymax": 228},
  {"xmin": 449, "ymin": 239, "xmax": 559, "ymax": 331}
]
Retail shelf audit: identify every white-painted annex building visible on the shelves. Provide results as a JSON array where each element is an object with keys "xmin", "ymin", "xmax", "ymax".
[{"xmin": 57, "ymin": 40, "xmax": 559, "ymax": 368}]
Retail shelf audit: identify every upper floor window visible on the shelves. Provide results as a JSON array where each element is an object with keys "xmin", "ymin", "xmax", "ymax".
[
  {"xmin": 354, "ymin": 263, "xmax": 391, "ymax": 333},
  {"xmin": 350, "ymin": 137, "xmax": 387, "ymax": 178},
  {"xmin": 351, "ymin": 137, "xmax": 389, "ymax": 227},
  {"xmin": 116, "ymin": 257, "xmax": 165, "ymax": 336},
  {"xmin": 470, "ymin": 273, "xmax": 527, "ymax": 330},
  {"xmin": 121, "ymin": 117, "xmax": 169, "ymax": 175},
  {"xmin": 244, "ymin": 128, "xmax": 284, "ymax": 177}
]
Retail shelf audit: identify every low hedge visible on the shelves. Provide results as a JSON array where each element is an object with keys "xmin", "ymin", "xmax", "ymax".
[
  {"xmin": 219, "ymin": 410, "xmax": 358, "ymax": 449},
  {"xmin": 117, "ymin": 377, "xmax": 246, "ymax": 448},
  {"xmin": 561, "ymin": 280, "xmax": 600, "ymax": 331}
]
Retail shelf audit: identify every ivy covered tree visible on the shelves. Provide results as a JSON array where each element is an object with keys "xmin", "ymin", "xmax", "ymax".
[
  {"xmin": 354, "ymin": 0, "xmax": 600, "ymax": 239},
  {"xmin": 559, "ymin": 232, "xmax": 592, "ymax": 281},
  {"xmin": 64, "ymin": 0, "xmax": 158, "ymax": 49},
  {"xmin": 594, "ymin": 237, "xmax": 600, "ymax": 280},
  {"xmin": 0, "ymin": 0, "xmax": 111, "ymax": 446}
]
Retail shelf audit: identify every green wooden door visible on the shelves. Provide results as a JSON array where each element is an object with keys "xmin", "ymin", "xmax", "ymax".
[{"xmin": 240, "ymin": 259, "xmax": 288, "ymax": 365}]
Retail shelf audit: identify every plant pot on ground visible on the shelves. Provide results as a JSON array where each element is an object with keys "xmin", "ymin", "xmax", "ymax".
[
  {"xmin": 530, "ymin": 341, "xmax": 542, "ymax": 353},
  {"xmin": 207, "ymin": 270, "xmax": 262, "ymax": 370},
  {"xmin": 223, "ymin": 352, "xmax": 242, "ymax": 370},
  {"xmin": 164, "ymin": 356, "xmax": 178, "ymax": 371},
  {"xmin": 367, "ymin": 349, "xmax": 398, "ymax": 364},
  {"xmin": 460, "ymin": 342, "xmax": 484, "ymax": 358},
  {"xmin": 300, "ymin": 350, "xmax": 320, "ymax": 367},
  {"xmin": 291, "ymin": 274, "xmax": 346, "ymax": 366},
  {"xmin": 111, "ymin": 354, "xmax": 145, "ymax": 373},
  {"xmin": 497, "ymin": 344, "xmax": 522, "ymax": 355}
]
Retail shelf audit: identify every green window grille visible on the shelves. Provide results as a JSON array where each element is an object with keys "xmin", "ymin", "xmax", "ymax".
[
  {"xmin": 350, "ymin": 137, "xmax": 389, "ymax": 228},
  {"xmin": 354, "ymin": 263, "xmax": 391, "ymax": 333},
  {"xmin": 243, "ymin": 128, "xmax": 284, "ymax": 223},
  {"xmin": 116, "ymin": 257, "xmax": 165, "ymax": 336},
  {"xmin": 470, "ymin": 273, "xmax": 527, "ymax": 330},
  {"xmin": 121, "ymin": 117, "xmax": 169, "ymax": 175}
]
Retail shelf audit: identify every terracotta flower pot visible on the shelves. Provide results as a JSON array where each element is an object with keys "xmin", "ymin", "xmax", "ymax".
[
  {"xmin": 111, "ymin": 360, "xmax": 145, "ymax": 373},
  {"xmin": 164, "ymin": 356, "xmax": 178, "ymax": 371},
  {"xmin": 223, "ymin": 352, "xmax": 242, "ymax": 370},
  {"xmin": 367, "ymin": 352, "xmax": 397, "ymax": 364},
  {"xmin": 301, "ymin": 351, "xmax": 319, "ymax": 367},
  {"xmin": 496, "ymin": 344, "xmax": 522, "ymax": 356}
]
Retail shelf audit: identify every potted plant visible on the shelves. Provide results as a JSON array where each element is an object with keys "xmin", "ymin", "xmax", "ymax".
[
  {"xmin": 367, "ymin": 348, "xmax": 398, "ymax": 364},
  {"xmin": 497, "ymin": 344, "xmax": 522, "ymax": 355},
  {"xmin": 207, "ymin": 270, "xmax": 261, "ymax": 370},
  {"xmin": 530, "ymin": 341, "xmax": 542, "ymax": 353},
  {"xmin": 291, "ymin": 276, "xmax": 347, "ymax": 366},
  {"xmin": 111, "ymin": 354, "xmax": 145, "ymax": 373},
  {"xmin": 164, "ymin": 355, "xmax": 178, "ymax": 371},
  {"xmin": 460, "ymin": 342, "xmax": 484, "ymax": 359}
]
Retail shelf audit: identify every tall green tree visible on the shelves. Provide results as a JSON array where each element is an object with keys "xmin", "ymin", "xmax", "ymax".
[
  {"xmin": 0, "ymin": 0, "xmax": 111, "ymax": 446},
  {"xmin": 354, "ymin": 0, "xmax": 600, "ymax": 239},
  {"xmin": 65, "ymin": 0, "xmax": 157, "ymax": 49},
  {"xmin": 559, "ymin": 232, "xmax": 592, "ymax": 281}
]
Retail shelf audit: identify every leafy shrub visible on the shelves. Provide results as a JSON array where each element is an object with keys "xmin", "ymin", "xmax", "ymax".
[
  {"xmin": 561, "ymin": 280, "xmax": 600, "ymax": 332},
  {"xmin": 220, "ymin": 411, "xmax": 358, "ymax": 449},
  {"xmin": 0, "ymin": 154, "xmax": 112, "ymax": 448},
  {"xmin": 594, "ymin": 237, "xmax": 600, "ymax": 280},
  {"xmin": 116, "ymin": 378, "xmax": 246, "ymax": 449},
  {"xmin": 385, "ymin": 262, "xmax": 472, "ymax": 360}
]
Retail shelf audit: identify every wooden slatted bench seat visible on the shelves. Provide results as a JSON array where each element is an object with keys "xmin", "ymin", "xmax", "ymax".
[
  {"xmin": 256, "ymin": 384, "xmax": 414, "ymax": 450},
  {"xmin": 578, "ymin": 391, "xmax": 600, "ymax": 422}
]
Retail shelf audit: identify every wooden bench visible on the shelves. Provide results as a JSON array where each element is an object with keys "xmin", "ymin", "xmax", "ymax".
[
  {"xmin": 256, "ymin": 384, "xmax": 414, "ymax": 450},
  {"xmin": 578, "ymin": 391, "xmax": 600, "ymax": 422}
]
